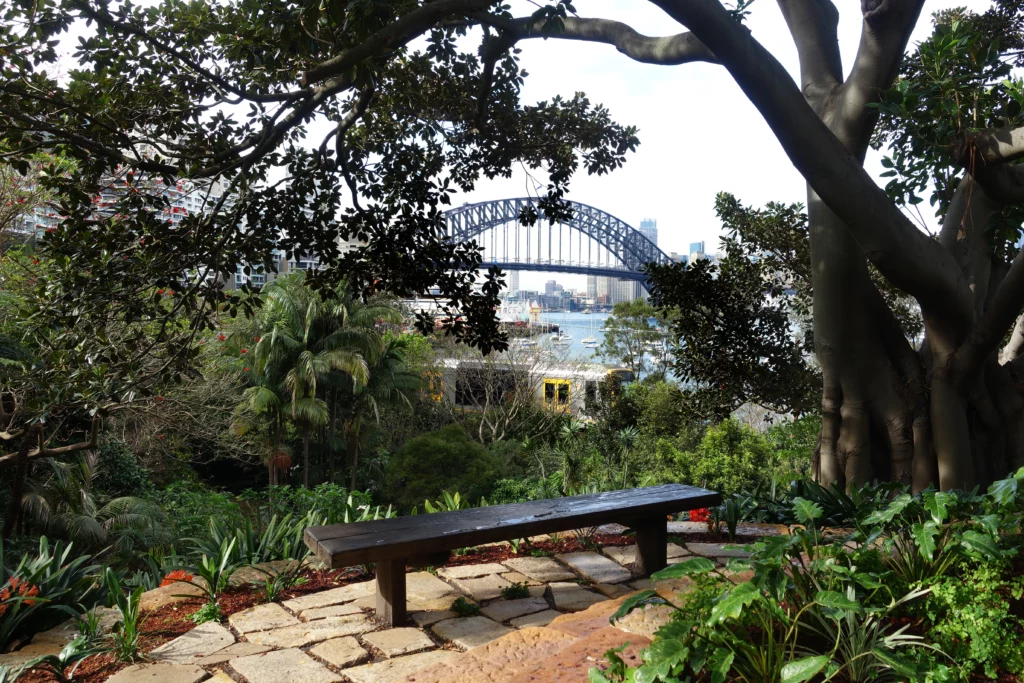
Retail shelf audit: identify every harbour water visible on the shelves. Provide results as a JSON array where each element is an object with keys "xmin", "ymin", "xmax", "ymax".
[{"xmin": 535, "ymin": 311, "xmax": 611, "ymax": 362}]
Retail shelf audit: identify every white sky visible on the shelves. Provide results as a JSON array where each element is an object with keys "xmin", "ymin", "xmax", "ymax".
[{"xmin": 453, "ymin": 0, "xmax": 992, "ymax": 290}]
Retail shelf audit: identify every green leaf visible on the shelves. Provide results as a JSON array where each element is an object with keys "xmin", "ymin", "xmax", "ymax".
[
  {"xmin": 960, "ymin": 530, "xmax": 1000, "ymax": 560},
  {"xmin": 912, "ymin": 521, "xmax": 938, "ymax": 561},
  {"xmin": 815, "ymin": 590, "xmax": 862, "ymax": 613},
  {"xmin": 780, "ymin": 655, "xmax": 831, "ymax": 683},
  {"xmin": 650, "ymin": 557, "xmax": 715, "ymax": 581},
  {"xmin": 862, "ymin": 493, "xmax": 913, "ymax": 525},
  {"xmin": 871, "ymin": 648, "xmax": 918, "ymax": 676},
  {"xmin": 791, "ymin": 497, "xmax": 823, "ymax": 525},
  {"xmin": 709, "ymin": 582, "xmax": 762, "ymax": 624},
  {"xmin": 924, "ymin": 492, "xmax": 951, "ymax": 524},
  {"xmin": 710, "ymin": 648, "xmax": 734, "ymax": 683},
  {"xmin": 987, "ymin": 476, "xmax": 1018, "ymax": 506},
  {"xmin": 609, "ymin": 590, "xmax": 664, "ymax": 622}
]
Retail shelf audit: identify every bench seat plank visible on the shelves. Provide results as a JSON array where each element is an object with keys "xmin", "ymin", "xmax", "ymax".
[{"xmin": 305, "ymin": 483, "xmax": 719, "ymax": 568}]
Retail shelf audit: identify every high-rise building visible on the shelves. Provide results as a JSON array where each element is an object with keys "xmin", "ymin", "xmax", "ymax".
[
  {"xmin": 639, "ymin": 218, "xmax": 658, "ymax": 246},
  {"xmin": 544, "ymin": 279, "xmax": 563, "ymax": 296},
  {"xmin": 689, "ymin": 241, "xmax": 707, "ymax": 264},
  {"xmin": 586, "ymin": 275, "xmax": 598, "ymax": 299},
  {"xmin": 506, "ymin": 269, "xmax": 519, "ymax": 294}
]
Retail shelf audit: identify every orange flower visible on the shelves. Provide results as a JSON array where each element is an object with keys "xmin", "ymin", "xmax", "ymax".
[
  {"xmin": 0, "ymin": 577, "xmax": 41, "ymax": 616},
  {"xmin": 253, "ymin": 336, "xmax": 260, "ymax": 342},
  {"xmin": 240, "ymin": 348, "xmax": 247, "ymax": 354},
  {"xmin": 218, "ymin": 334, "xmax": 226, "ymax": 341},
  {"xmin": 159, "ymin": 569, "xmax": 194, "ymax": 587},
  {"xmin": 689, "ymin": 508, "xmax": 711, "ymax": 523}
]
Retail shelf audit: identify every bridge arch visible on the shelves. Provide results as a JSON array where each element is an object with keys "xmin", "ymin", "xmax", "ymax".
[{"xmin": 443, "ymin": 197, "xmax": 674, "ymax": 281}]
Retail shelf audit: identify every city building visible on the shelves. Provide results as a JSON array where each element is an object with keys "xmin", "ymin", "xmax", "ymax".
[
  {"xmin": 639, "ymin": 218, "xmax": 658, "ymax": 246},
  {"xmin": 506, "ymin": 269, "xmax": 519, "ymax": 294},
  {"xmin": 689, "ymin": 241, "xmax": 707, "ymax": 264},
  {"xmin": 586, "ymin": 275, "xmax": 598, "ymax": 299}
]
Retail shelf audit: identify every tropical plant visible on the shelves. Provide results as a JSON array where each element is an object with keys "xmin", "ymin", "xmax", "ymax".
[
  {"xmin": 20, "ymin": 456, "xmax": 172, "ymax": 562},
  {"xmin": 0, "ymin": 538, "xmax": 102, "ymax": 654},
  {"xmin": 194, "ymin": 515, "xmax": 309, "ymax": 567},
  {"xmin": 20, "ymin": 635, "xmax": 108, "ymax": 683},
  {"xmin": 104, "ymin": 570, "xmax": 142, "ymax": 663},
  {"xmin": 188, "ymin": 601, "xmax": 221, "ymax": 625},
  {"xmin": 185, "ymin": 537, "xmax": 240, "ymax": 603},
  {"xmin": 250, "ymin": 275, "xmax": 375, "ymax": 487}
]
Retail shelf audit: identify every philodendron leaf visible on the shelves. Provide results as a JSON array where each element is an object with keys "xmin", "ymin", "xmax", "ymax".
[
  {"xmin": 912, "ymin": 521, "xmax": 938, "ymax": 561},
  {"xmin": 709, "ymin": 648, "xmax": 734, "ymax": 683},
  {"xmin": 780, "ymin": 655, "xmax": 831, "ymax": 683},
  {"xmin": 650, "ymin": 557, "xmax": 715, "ymax": 581},
  {"xmin": 815, "ymin": 590, "xmax": 862, "ymax": 613},
  {"xmin": 960, "ymin": 530, "xmax": 1000, "ymax": 560},
  {"xmin": 863, "ymin": 494, "xmax": 913, "ymax": 525},
  {"xmin": 792, "ymin": 497, "xmax": 823, "ymax": 525},
  {"xmin": 609, "ymin": 590, "xmax": 665, "ymax": 621},
  {"xmin": 988, "ymin": 476, "xmax": 1018, "ymax": 506},
  {"xmin": 924, "ymin": 491, "xmax": 951, "ymax": 524},
  {"xmin": 709, "ymin": 582, "xmax": 761, "ymax": 624}
]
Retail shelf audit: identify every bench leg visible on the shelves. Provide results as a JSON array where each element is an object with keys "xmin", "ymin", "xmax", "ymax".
[
  {"xmin": 375, "ymin": 559, "xmax": 407, "ymax": 626},
  {"xmin": 633, "ymin": 518, "xmax": 667, "ymax": 576}
]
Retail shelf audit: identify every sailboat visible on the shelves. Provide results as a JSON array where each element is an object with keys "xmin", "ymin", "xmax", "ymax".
[{"xmin": 581, "ymin": 314, "xmax": 598, "ymax": 349}]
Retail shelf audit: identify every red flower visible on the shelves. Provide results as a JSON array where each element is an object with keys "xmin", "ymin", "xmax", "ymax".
[
  {"xmin": 157, "ymin": 289, "xmax": 165, "ymax": 295},
  {"xmin": 157, "ymin": 434, "xmax": 165, "ymax": 440},
  {"xmin": 155, "ymin": 395, "xmax": 164, "ymax": 402},
  {"xmin": 253, "ymin": 336, "xmax": 260, "ymax": 342},
  {"xmin": 240, "ymin": 348, "xmax": 247, "ymax": 354},
  {"xmin": 218, "ymin": 334, "xmax": 226, "ymax": 341},
  {"xmin": 0, "ymin": 577, "xmax": 40, "ymax": 616},
  {"xmin": 243, "ymin": 367, "xmax": 250, "ymax": 372},
  {"xmin": 32, "ymin": 259, "xmax": 39, "ymax": 265},
  {"xmin": 689, "ymin": 508, "xmax": 711, "ymax": 523},
  {"xmin": 159, "ymin": 569, "xmax": 193, "ymax": 588},
  {"xmin": 45, "ymin": 227, "xmax": 56, "ymax": 234}
]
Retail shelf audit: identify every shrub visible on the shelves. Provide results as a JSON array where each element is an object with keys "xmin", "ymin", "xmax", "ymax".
[
  {"xmin": 489, "ymin": 478, "xmax": 536, "ymax": 505},
  {"xmin": 385, "ymin": 425, "xmax": 502, "ymax": 511},
  {"xmin": 148, "ymin": 482, "xmax": 243, "ymax": 547},
  {"xmin": 237, "ymin": 484, "xmax": 374, "ymax": 527},
  {"xmin": 92, "ymin": 440, "xmax": 153, "ymax": 500},
  {"xmin": 671, "ymin": 420, "xmax": 776, "ymax": 495}
]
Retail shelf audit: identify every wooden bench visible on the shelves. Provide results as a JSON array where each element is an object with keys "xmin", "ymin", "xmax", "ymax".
[{"xmin": 304, "ymin": 483, "xmax": 720, "ymax": 625}]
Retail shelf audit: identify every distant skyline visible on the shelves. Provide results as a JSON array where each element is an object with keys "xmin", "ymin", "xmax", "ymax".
[{"xmin": 452, "ymin": 0, "xmax": 988, "ymax": 291}]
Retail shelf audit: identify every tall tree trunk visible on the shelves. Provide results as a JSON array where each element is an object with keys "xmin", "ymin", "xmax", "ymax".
[
  {"xmin": 329, "ymin": 392, "xmax": 337, "ymax": 484},
  {"xmin": 302, "ymin": 427, "xmax": 310, "ymax": 488},
  {"xmin": 348, "ymin": 420, "xmax": 360, "ymax": 492},
  {"xmin": 2, "ymin": 427, "xmax": 36, "ymax": 539}
]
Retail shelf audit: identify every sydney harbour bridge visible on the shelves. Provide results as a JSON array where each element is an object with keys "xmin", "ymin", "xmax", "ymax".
[{"xmin": 443, "ymin": 197, "xmax": 674, "ymax": 282}]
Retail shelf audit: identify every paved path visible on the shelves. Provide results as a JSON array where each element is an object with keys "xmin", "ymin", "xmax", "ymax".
[{"xmin": 3, "ymin": 525, "xmax": 778, "ymax": 683}]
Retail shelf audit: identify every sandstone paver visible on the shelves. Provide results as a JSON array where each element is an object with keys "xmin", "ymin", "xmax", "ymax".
[
  {"xmin": 149, "ymin": 621, "xmax": 236, "ymax": 664},
  {"xmin": 345, "ymin": 650, "xmax": 454, "ymax": 683},
  {"xmin": 405, "ymin": 571, "xmax": 463, "ymax": 611},
  {"xmin": 105, "ymin": 663, "xmax": 207, "ymax": 683},
  {"xmin": 431, "ymin": 616, "xmax": 513, "ymax": 649},
  {"xmin": 548, "ymin": 598, "xmax": 623, "ymax": 638},
  {"xmin": 465, "ymin": 626, "xmax": 576, "ymax": 669},
  {"xmin": 195, "ymin": 641, "xmax": 272, "ymax": 666},
  {"xmin": 509, "ymin": 609, "xmax": 560, "ymax": 629},
  {"xmin": 629, "ymin": 579, "xmax": 654, "ymax": 591},
  {"xmin": 480, "ymin": 596, "xmax": 549, "ymax": 622},
  {"xmin": 595, "ymin": 583, "xmax": 633, "ymax": 598},
  {"xmin": 507, "ymin": 626, "xmax": 651, "ymax": 683},
  {"xmin": 436, "ymin": 563, "xmax": 508, "ymax": 580},
  {"xmin": 548, "ymin": 582, "xmax": 609, "ymax": 612},
  {"xmin": 447, "ymin": 573, "xmax": 513, "ymax": 601},
  {"xmin": 230, "ymin": 647, "xmax": 342, "ymax": 683},
  {"xmin": 244, "ymin": 614, "xmax": 374, "ymax": 648},
  {"xmin": 231, "ymin": 559, "xmax": 301, "ymax": 586},
  {"xmin": 397, "ymin": 652, "xmax": 508, "ymax": 683},
  {"xmin": 410, "ymin": 610, "xmax": 457, "ymax": 627},
  {"xmin": 556, "ymin": 552, "xmax": 631, "ymax": 584},
  {"xmin": 301, "ymin": 602, "xmax": 364, "ymax": 620},
  {"xmin": 613, "ymin": 602, "xmax": 676, "ymax": 638},
  {"xmin": 228, "ymin": 602, "xmax": 299, "ymax": 633},
  {"xmin": 363, "ymin": 627, "xmax": 435, "ymax": 657},
  {"xmin": 502, "ymin": 556, "xmax": 575, "ymax": 583},
  {"xmin": 283, "ymin": 581, "xmax": 375, "ymax": 612},
  {"xmin": 309, "ymin": 635, "xmax": 370, "ymax": 668},
  {"xmin": 499, "ymin": 571, "xmax": 542, "ymax": 587}
]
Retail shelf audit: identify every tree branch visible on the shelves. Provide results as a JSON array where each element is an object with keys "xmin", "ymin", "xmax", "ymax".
[
  {"xmin": 652, "ymin": 0, "xmax": 972, "ymax": 327},
  {"xmin": 482, "ymin": 15, "xmax": 717, "ymax": 65},
  {"xmin": 954, "ymin": 247, "xmax": 1024, "ymax": 384},
  {"xmin": 959, "ymin": 125, "xmax": 1024, "ymax": 166},
  {"xmin": 303, "ymin": 0, "xmax": 497, "ymax": 86},
  {"xmin": 839, "ymin": 0, "xmax": 925, "ymax": 157},
  {"xmin": 0, "ymin": 418, "xmax": 99, "ymax": 465},
  {"xmin": 776, "ymin": 0, "xmax": 843, "ymax": 106},
  {"xmin": 971, "ymin": 163, "xmax": 1024, "ymax": 204}
]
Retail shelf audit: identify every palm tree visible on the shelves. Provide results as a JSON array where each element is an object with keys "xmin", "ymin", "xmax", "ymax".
[
  {"xmin": 233, "ymin": 365, "xmax": 290, "ymax": 485},
  {"xmin": 21, "ymin": 455, "xmax": 173, "ymax": 563},
  {"xmin": 340, "ymin": 335, "xmax": 421, "ymax": 490}
]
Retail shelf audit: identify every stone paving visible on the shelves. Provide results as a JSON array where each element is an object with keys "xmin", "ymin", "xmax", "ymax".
[{"xmin": 2, "ymin": 525, "xmax": 777, "ymax": 683}]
